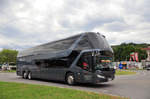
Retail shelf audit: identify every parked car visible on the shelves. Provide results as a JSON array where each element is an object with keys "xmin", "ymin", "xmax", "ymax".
[
  {"xmin": 1, "ymin": 63, "xmax": 8, "ymax": 71},
  {"xmin": 8, "ymin": 62, "xmax": 16, "ymax": 70},
  {"xmin": 146, "ymin": 64, "xmax": 150, "ymax": 71},
  {"xmin": 1, "ymin": 63, "xmax": 16, "ymax": 71},
  {"xmin": 147, "ymin": 67, "xmax": 150, "ymax": 71},
  {"xmin": 0, "ymin": 64, "xmax": 2, "ymax": 69},
  {"xmin": 146, "ymin": 66, "xmax": 150, "ymax": 71}
]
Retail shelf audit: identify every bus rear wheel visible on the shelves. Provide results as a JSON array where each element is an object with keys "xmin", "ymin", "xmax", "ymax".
[
  {"xmin": 28, "ymin": 72, "xmax": 32, "ymax": 80},
  {"xmin": 23, "ymin": 71, "xmax": 28, "ymax": 79},
  {"xmin": 66, "ymin": 73, "xmax": 75, "ymax": 85}
]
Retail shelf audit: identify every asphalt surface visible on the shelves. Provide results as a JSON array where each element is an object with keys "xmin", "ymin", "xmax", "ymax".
[{"xmin": 0, "ymin": 70, "xmax": 150, "ymax": 99}]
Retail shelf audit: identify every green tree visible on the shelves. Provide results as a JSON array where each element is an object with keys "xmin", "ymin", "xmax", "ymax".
[
  {"xmin": 0, "ymin": 49, "xmax": 18, "ymax": 64},
  {"xmin": 113, "ymin": 43, "xmax": 147, "ymax": 62}
]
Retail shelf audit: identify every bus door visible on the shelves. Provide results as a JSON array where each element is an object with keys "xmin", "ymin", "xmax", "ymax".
[{"xmin": 77, "ymin": 52, "xmax": 93, "ymax": 72}]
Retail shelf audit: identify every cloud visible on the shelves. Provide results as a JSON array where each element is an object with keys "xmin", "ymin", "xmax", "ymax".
[{"xmin": 0, "ymin": 0, "xmax": 150, "ymax": 50}]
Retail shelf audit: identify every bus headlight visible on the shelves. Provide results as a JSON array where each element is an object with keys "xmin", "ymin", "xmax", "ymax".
[{"xmin": 97, "ymin": 74, "xmax": 105, "ymax": 79}]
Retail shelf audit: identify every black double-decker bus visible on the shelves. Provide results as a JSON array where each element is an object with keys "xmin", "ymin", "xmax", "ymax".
[{"xmin": 17, "ymin": 32, "xmax": 115, "ymax": 85}]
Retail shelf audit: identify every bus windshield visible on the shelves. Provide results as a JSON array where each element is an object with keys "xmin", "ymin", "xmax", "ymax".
[
  {"xmin": 77, "ymin": 51, "xmax": 113, "ymax": 71},
  {"xmin": 94, "ymin": 56, "xmax": 114, "ymax": 70}
]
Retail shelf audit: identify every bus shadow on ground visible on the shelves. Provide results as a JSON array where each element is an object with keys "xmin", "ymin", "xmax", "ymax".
[
  {"xmin": 76, "ymin": 83, "xmax": 114, "ymax": 88},
  {"xmin": 25, "ymin": 78, "xmax": 114, "ymax": 88}
]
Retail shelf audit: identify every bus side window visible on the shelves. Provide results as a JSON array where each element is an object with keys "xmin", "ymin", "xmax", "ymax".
[
  {"xmin": 35, "ymin": 61, "xmax": 42, "ymax": 67},
  {"xmin": 43, "ymin": 58, "xmax": 69, "ymax": 68},
  {"xmin": 17, "ymin": 61, "xmax": 24, "ymax": 66}
]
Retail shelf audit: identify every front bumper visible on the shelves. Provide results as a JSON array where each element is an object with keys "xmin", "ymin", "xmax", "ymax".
[
  {"xmin": 77, "ymin": 71, "xmax": 115, "ymax": 84},
  {"xmin": 93, "ymin": 74, "xmax": 115, "ymax": 83},
  {"xmin": 147, "ymin": 68, "xmax": 150, "ymax": 70}
]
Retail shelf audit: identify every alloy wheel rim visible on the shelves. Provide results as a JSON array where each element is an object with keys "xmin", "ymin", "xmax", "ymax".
[
  {"xmin": 68, "ymin": 75, "xmax": 74, "ymax": 84},
  {"xmin": 28, "ymin": 73, "xmax": 31, "ymax": 79},
  {"xmin": 24, "ymin": 72, "xmax": 27, "ymax": 78}
]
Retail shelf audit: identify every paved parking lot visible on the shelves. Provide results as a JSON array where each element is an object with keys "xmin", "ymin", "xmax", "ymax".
[{"xmin": 0, "ymin": 70, "xmax": 150, "ymax": 99}]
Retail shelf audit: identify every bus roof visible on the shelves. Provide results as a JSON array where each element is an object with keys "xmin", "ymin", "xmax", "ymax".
[{"xmin": 18, "ymin": 32, "xmax": 113, "ymax": 60}]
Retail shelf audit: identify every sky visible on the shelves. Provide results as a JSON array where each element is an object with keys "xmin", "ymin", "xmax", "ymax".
[{"xmin": 0, "ymin": 0, "xmax": 150, "ymax": 51}]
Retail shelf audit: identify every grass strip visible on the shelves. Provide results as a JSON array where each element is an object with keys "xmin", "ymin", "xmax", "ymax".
[
  {"xmin": 115, "ymin": 70, "xmax": 136, "ymax": 75},
  {"xmin": 0, "ymin": 70, "xmax": 16, "ymax": 73},
  {"xmin": 0, "ymin": 81, "xmax": 128, "ymax": 99}
]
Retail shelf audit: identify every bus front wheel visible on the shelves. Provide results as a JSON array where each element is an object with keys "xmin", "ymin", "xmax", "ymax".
[
  {"xmin": 23, "ymin": 71, "xmax": 28, "ymax": 79},
  {"xmin": 66, "ymin": 73, "xmax": 75, "ymax": 85}
]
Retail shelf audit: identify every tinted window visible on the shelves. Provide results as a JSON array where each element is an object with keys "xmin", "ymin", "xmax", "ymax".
[
  {"xmin": 35, "ymin": 58, "xmax": 69, "ymax": 68},
  {"xmin": 75, "ymin": 36, "xmax": 92, "ymax": 51}
]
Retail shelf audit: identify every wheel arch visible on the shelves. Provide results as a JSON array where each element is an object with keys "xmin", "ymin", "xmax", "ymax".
[{"xmin": 65, "ymin": 71, "xmax": 74, "ymax": 81}]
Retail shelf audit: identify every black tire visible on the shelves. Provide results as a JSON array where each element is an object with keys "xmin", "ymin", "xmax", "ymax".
[
  {"xmin": 66, "ymin": 73, "xmax": 75, "ymax": 85},
  {"xmin": 28, "ymin": 72, "xmax": 32, "ymax": 80},
  {"xmin": 23, "ymin": 71, "xmax": 28, "ymax": 79}
]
